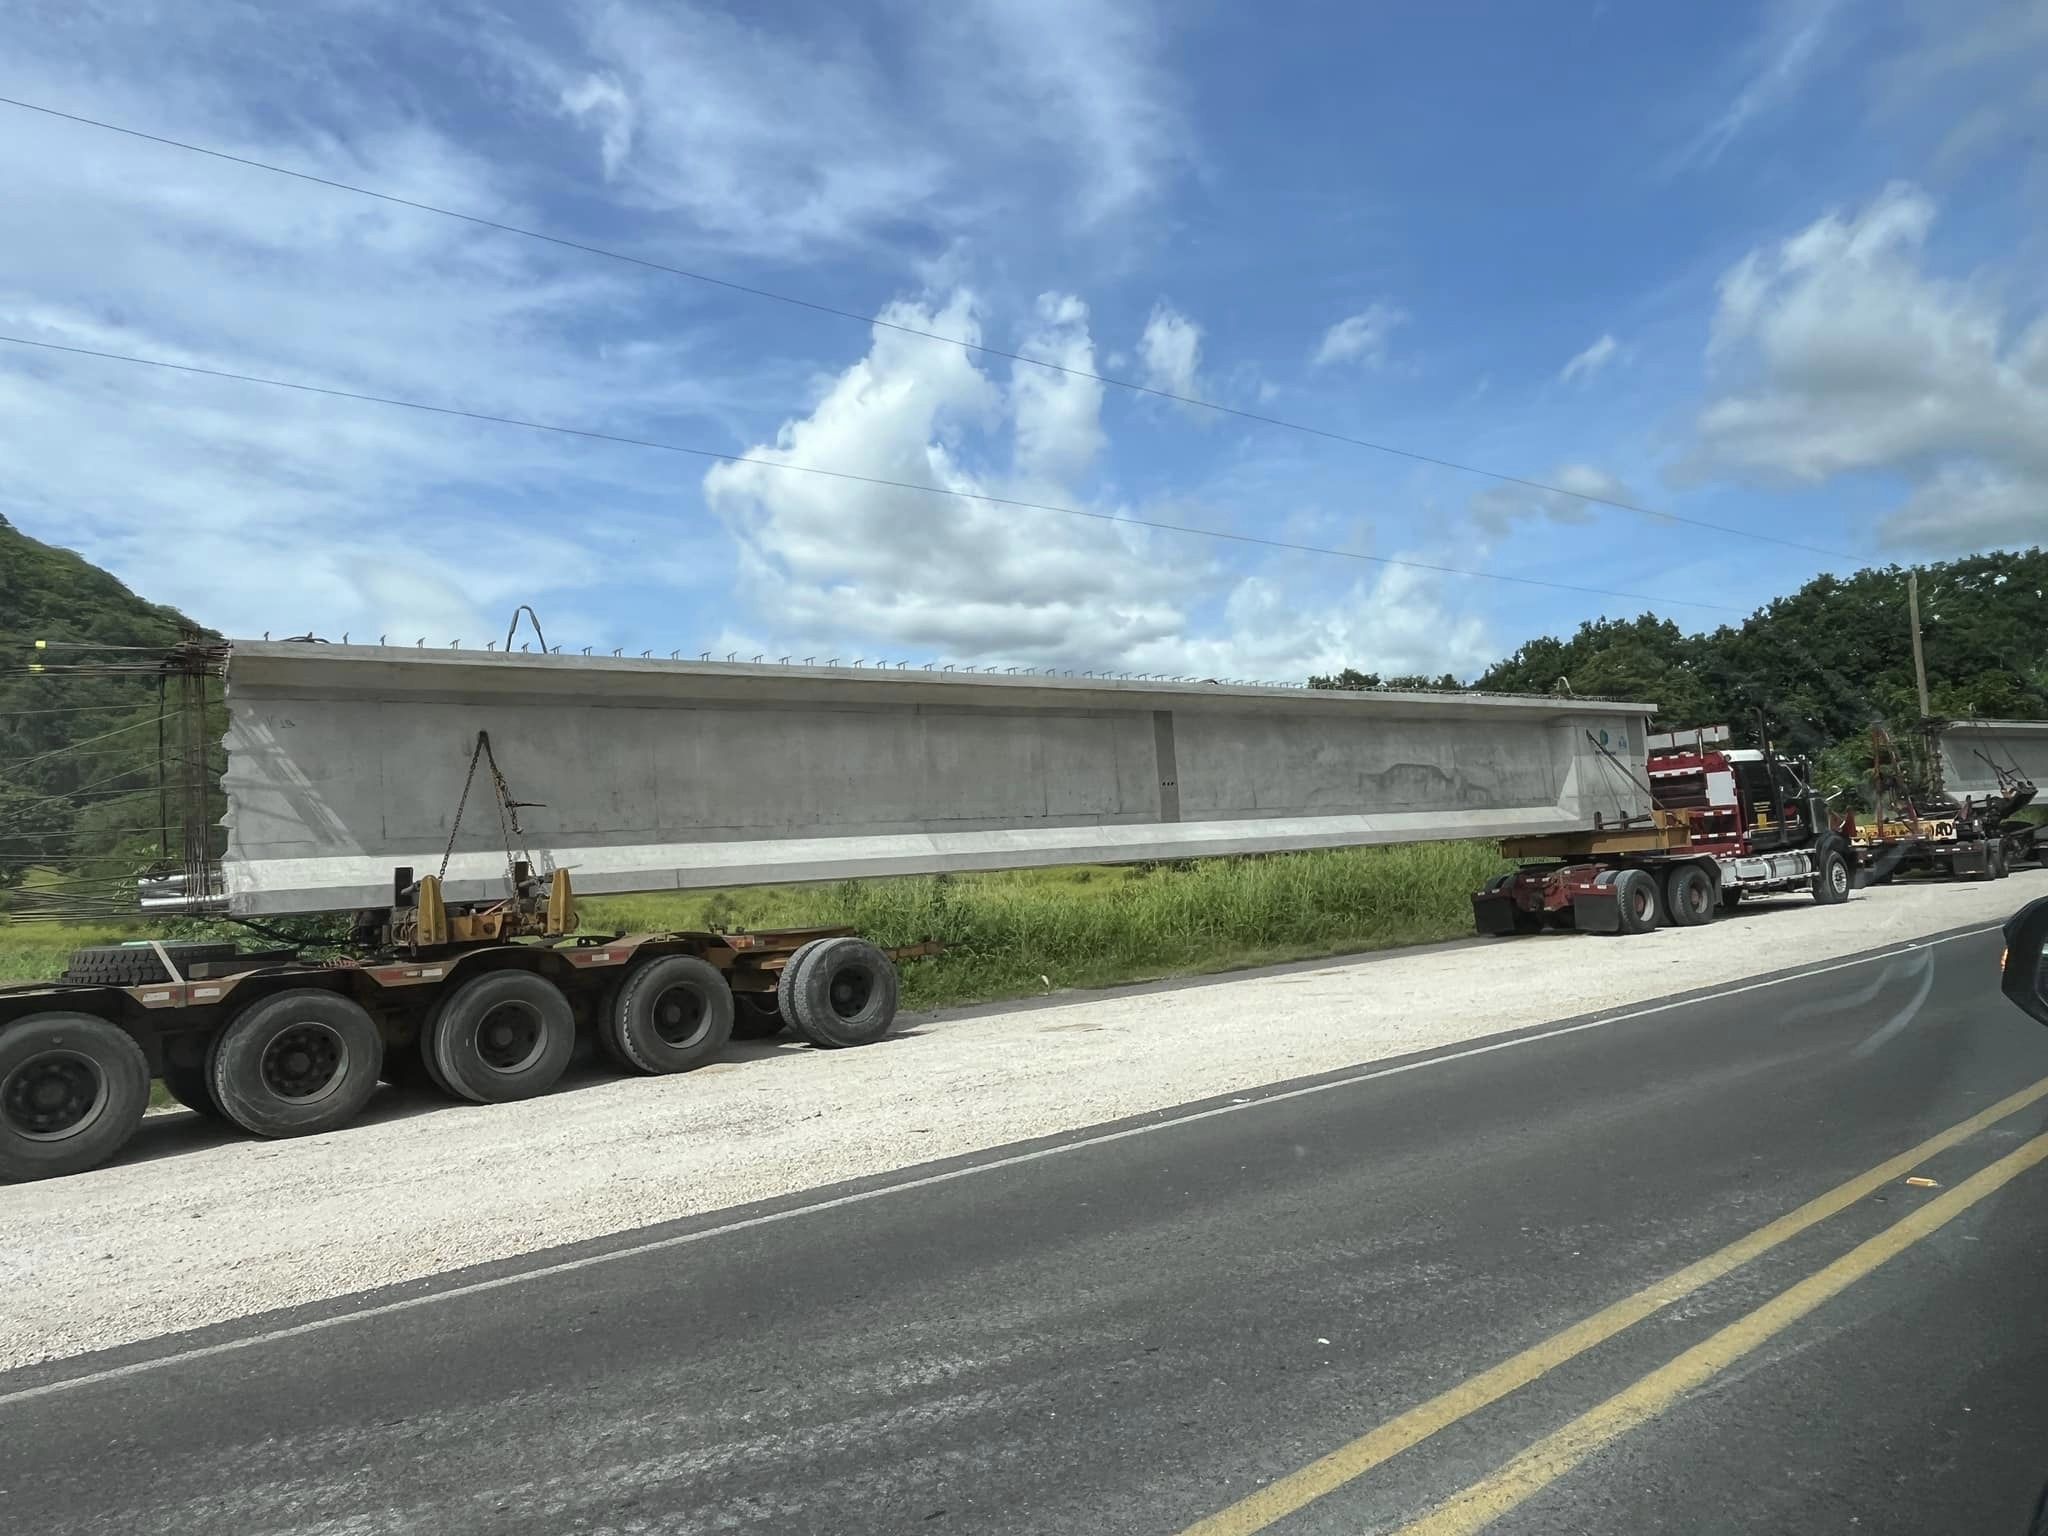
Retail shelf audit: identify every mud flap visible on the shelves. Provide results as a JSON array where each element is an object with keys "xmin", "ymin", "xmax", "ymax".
[
  {"xmin": 1949, "ymin": 842, "xmax": 1992, "ymax": 879},
  {"xmin": 1471, "ymin": 893, "xmax": 1520, "ymax": 936},
  {"xmin": 1571, "ymin": 887, "xmax": 1622, "ymax": 934}
]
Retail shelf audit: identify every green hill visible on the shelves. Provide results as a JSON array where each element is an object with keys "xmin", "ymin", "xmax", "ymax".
[{"xmin": 0, "ymin": 514, "xmax": 216, "ymax": 899}]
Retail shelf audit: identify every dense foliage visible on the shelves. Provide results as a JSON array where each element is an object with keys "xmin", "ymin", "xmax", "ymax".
[
  {"xmin": 1318, "ymin": 549, "xmax": 2047, "ymax": 772},
  {"xmin": 0, "ymin": 514, "xmax": 218, "ymax": 895}
]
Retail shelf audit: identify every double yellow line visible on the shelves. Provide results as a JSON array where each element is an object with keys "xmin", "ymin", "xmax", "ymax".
[{"xmin": 1181, "ymin": 1074, "xmax": 2048, "ymax": 1536}]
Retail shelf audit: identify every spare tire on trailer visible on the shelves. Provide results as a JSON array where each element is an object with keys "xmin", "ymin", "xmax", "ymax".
[
  {"xmin": 787, "ymin": 937, "xmax": 900, "ymax": 1049},
  {"xmin": 62, "ymin": 942, "xmax": 239, "ymax": 986},
  {"xmin": 209, "ymin": 988, "xmax": 384, "ymax": 1138},
  {"xmin": 0, "ymin": 1013, "xmax": 150, "ymax": 1182}
]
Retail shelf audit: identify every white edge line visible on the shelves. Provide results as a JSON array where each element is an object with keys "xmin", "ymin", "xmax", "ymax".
[{"xmin": 0, "ymin": 923, "xmax": 2002, "ymax": 1409}]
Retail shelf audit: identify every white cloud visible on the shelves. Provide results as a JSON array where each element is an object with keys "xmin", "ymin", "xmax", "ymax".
[
  {"xmin": 530, "ymin": 0, "xmax": 1185, "ymax": 258},
  {"xmin": 1313, "ymin": 303, "xmax": 1407, "ymax": 368},
  {"xmin": 559, "ymin": 74, "xmax": 634, "ymax": 180},
  {"xmin": 1469, "ymin": 464, "xmax": 1634, "ymax": 536},
  {"xmin": 0, "ymin": 31, "xmax": 718, "ymax": 646},
  {"xmin": 1674, "ymin": 0, "xmax": 1844, "ymax": 170},
  {"xmin": 1011, "ymin": 293, "xmax": 1106, "ymax": 487},
  {"xmin": 1689, "ymin": 182, "xmax": 2048, "ymax": 552},
  {"xmin": 1872, "ymin": 0, "xmax": 2048, "ymax": 176},
  {"xmin": 1137, "ymin": 303, "xmax": 1202, "ymax": 398},
  {"xmin": 703, "ymin": 292, "xmax": 1494, "ymax": 678},
  {"xmin": 1558, "ymin": 333, "xmax": 1622, "ymax": 385}
]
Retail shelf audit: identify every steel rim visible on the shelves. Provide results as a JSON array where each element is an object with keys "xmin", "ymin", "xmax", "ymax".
[
  {"xmin": 474, "ymin": 1001, "xmax": 546, "ymax": 1073},
  {"xmin": 259, "ymin": 1022, "xmax": 349, "ymax": 1103},
  {"xmin": 650, "ymin": 983, "xmax": 712, "ymax": 1049},
  {"xmin": 1829, "ymin": 860, "xmax": 1849, "ymax": 896},
  {"xmin": 827, "ymin": 964, "xmax": 876, "ymax": 1020},
  {"xmin": 2, "ymin": 1049, "xmax": 109, "ymax": 1142},
  {"xmin": 1630, "ymin": 886, "xmax": 1653, "ymax": 921}
]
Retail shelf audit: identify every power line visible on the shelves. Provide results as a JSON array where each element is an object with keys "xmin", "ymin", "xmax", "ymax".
[
  {"xmin": 0, "ymin": 333, "xmax": 1745, "ymax": 614},
  {"xmin": 0, "ymin": 93, "xmax": 1853, "ymax": 564}
]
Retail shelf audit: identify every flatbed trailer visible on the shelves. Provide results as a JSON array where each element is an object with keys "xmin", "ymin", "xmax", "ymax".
[{"xmin": 0, "ymin": 866, "xmax": 933, "ymax": 1183}]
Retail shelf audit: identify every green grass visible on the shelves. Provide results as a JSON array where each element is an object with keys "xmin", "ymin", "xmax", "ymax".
[
  {"xmin": 585, "ymin": 841, "xmax": 1511, "ymax": 1010},
  {"xmin": 4, "ymin": 842, "xmax": 1511, "ymax": 1013}
]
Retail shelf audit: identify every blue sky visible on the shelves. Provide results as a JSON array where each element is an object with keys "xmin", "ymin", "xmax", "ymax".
[{"xmin": 1, "ymin": 0, "xmax": 2043, "ymax": 679}]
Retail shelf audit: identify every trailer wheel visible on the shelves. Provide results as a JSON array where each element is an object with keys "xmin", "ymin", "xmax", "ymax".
[
  {"xmin": 610, "ymin": 955, "xmax": 735, "ymax": 1074},
  {"xmin": 428, "ymin": 971, "xmax": 575, "ymax": 1103},
  {"xmin": 777, "ymin": 939, "xmax": 831, "ymax": 1030},
  {"xmin": 1811, "ymin": 845, "xmax": 1852, "ymax": 905},
  {"xmin": 1613, "ymin": 869, "xmax": 1662, "ymax": 935},
  {"xmin": 0, "ymin": 1014, "xmax": 150, "ymax": 1183},
  {"xmin": 209, "ymin": 989, "xmax": 383, "ymax": 1138},
  {"xmin": 1662, "ymin": 864, "xmax": 1715, "ymax": 927},
  {"xmin": 160, "ymin": 1049, "xmax": 225, "ymax": 1119},
  {"xmin": 788, "ymin": 937, "xmax": 900, "ymax": 1048},
  {"xmin": 731, "ymin": 991, "xmax": 786, "ymax": 1039}
]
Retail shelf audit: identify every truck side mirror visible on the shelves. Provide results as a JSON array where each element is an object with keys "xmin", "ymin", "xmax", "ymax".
[{"xmin": 2003, "ymin": 895, "xmax": 2048, "ymax": 1027}]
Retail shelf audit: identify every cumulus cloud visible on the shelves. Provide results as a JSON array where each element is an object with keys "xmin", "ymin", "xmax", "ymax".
[
  {"xmin": 1469, "ymin": 465, "xmax": 1634, "ymax": 535},
  {"xmin": 1313, "ymin": 303, "xmax": 1407, "ymax": 368},
  {"xmin": 1688, "ymin": 182, "xmax": 2048, "ymax": 553},
  {"xmin": 703, "ymin": 292, "xmax": 1495, "ymax": 678},
  {"xmin": 1559, "ymin": 333, "xmax": 1622, "ymax": 385},
  {"xmin": 1137, "ymin": 303, "xmax": 1202, "ymax": 397}
]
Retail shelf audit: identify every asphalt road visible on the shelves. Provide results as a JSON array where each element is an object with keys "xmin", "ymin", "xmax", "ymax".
[{"xmin": 5, "ymin": 921, "xmax": 2047, "ymax": 1536}]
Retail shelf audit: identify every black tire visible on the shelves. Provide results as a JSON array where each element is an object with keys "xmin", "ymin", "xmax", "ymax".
[
  {"xmin": 787, "ymin": 937, "xmax": 900, "ymax": 1048},
  {"xmin": 1990, "ymin": 840, "xmax": 2010, "ymax": 879},
  {"xmin": 209, "ymin": 989, "xmax": 383, "ymax": 1138},
  {"xmin": 610, "ymin": 955, "xmax": 734, "ymax": 1074},
  {"xmin": 1811, "ymin": 845, "xmax": 1852, "ymax": 905},
  {"xmin": 1612, "ymin": 868, "xmax": 1661, "ymax": 935},
  {"xmin": 0, "ymin": 1014, "xmax": 150, "ymax": 1182},
  {"xmin": 731, "ymin": 991, "xmax": 787, "ymax": 1040},
  {"xmin": 1663, "ymin": 864, "xmax": 1715, "ymax": 927},
  {"xmin": 378, "ymin": 1031, "xmax": 440, "ymax": 1092},
  {"xmin": 62, "ymin": 941, "xmax": 238, "ymax": 986},
  {"xmin": 427, "ymin": 970, "xmax": 575, "ymax": 1103},
  {"xmin": 776, "ymin": 939, "xmax": 831, "ymax": 1030},
  {"xmin": 160, "ymin": 1050, "xmax": 225, "ymax": 1119}
]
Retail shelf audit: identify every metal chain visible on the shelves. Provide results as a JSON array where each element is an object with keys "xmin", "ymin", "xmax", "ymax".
[{"xmin": 435, "ymin": 733, "xmax": 487, "ymax": 884}]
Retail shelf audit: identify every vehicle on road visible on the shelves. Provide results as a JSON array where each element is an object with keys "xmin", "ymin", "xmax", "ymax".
[
  {"xmin": 1473, "ymin": 725, "xmax": 1858, "ymax": 936},
  {"xmin": 2002, "ymin": 894, "xmax": 2048, "ymax": 1027}
]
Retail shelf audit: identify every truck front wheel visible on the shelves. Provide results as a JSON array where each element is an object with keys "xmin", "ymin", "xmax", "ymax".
[
  {"xmin": 210, "ymin": 989, "xmax": 384, "ymax": 1138},
  {"xmin": 0, "ymin": 1014, "xmax": 150, "ymax": 1182},
  {"xmin": 1812, "ymin": 846, "xmax": 1852, "ymax": 905}
]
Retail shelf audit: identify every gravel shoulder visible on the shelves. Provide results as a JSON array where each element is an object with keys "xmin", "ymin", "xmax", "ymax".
[{"xmin": 3, "ymin": 872, "xmax": 2040, "ymax": 1370}]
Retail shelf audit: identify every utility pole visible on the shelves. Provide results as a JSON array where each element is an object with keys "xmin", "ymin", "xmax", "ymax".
[{"xmin": 1907, "ymin": 569, "xmax": 1931, "ymax": 719}]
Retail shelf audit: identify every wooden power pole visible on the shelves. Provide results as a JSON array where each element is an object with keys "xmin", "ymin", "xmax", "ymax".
[{"xmin": 1907, "ymin": 569, "xmax": 1931, "ymax": 719}]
